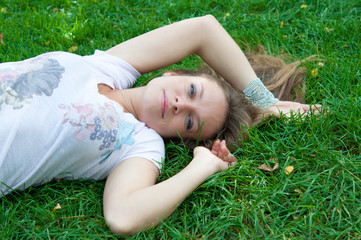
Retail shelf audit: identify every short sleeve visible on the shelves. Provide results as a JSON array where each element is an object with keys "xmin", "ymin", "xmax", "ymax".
[{"xmin": 82, "ymin": 50, "xmax": 141, "ymax": 90}]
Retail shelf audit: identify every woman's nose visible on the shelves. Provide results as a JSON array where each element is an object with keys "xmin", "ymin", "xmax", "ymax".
[{"xmin": 173, "ymin": 96, "xmax": 192, "ymax": 113}]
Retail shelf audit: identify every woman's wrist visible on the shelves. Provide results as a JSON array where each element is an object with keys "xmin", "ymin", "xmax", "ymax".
[{"xmin": 191, "ymin": 147, "xmax": 227, "ymax": 176}]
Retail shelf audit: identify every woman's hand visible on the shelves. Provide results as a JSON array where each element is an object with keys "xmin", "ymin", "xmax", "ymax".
[
  {"xmin": 211, "ymin": 139, "xmax": 237, "ymax": 166},
  {"xmin": 268, "ymin": 100, "xmax": 323, "ymax": 118},
  {"xmin": 193, "ymin": 140, "xmax": 237, "ymax": 174}
]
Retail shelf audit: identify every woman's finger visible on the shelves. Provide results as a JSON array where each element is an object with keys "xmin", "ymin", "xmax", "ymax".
[
  {"xmin": 219, "ymin": 140, "xmax": 230, "ymax": 159},
  {"xmin": 211, "ymin": 139, "xmax": 221, "ymax": 156}
]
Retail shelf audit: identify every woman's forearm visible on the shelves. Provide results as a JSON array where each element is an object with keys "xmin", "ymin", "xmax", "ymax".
[
  {"xmin": 104, "ymin": 155, "xmax": 218, "ymax": 236},
  {"xmin": 196, "ymin": 15, "xmax": 257, "ymax": 90}
]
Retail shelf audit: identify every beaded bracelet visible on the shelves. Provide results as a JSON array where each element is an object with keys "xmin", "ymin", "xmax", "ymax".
[{"xmin": 243, "ymin": 78, "xmax": 279, "ymax": 109}]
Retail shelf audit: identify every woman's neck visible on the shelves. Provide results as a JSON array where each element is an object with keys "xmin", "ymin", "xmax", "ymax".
[{"xmin": 97, "ymin": 84, "xmax": 143, "ymax": 119}]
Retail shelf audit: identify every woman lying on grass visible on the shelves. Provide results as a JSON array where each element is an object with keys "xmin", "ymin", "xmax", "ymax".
[{"xmin": 0, "ymin": 15, "xmax": 320, "ymax": 235}]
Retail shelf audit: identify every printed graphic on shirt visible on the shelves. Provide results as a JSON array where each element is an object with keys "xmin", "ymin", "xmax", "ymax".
[
  {"xmin": 59, "ymin": 102, "xmax": 135, "ymax": 163},
  {"xmin": 0, "ymin": 55, "xmax": 65, "ymax": 110}
]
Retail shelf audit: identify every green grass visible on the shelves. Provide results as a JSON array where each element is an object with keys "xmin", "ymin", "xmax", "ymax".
[{"xmin": 1, "ymin": 0, "xmax": 360, "ymax": 239}]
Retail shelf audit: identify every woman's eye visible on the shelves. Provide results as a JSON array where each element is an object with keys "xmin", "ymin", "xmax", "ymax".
[
  {"xmin": 186, "ymin": 115, "xmax": 193, "ymax": 130},
  {"xmin": 189, "ymin": 84, "xmax": 196, "ymax": 98}
]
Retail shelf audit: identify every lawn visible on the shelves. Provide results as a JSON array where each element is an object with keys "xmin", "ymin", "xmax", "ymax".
[{"xmin": 0, "ymin": 0, "xmax": 360, "ymax": 239}]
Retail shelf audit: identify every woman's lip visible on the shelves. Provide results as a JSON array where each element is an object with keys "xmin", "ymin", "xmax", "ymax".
[{"xmin": 161, "ymin": 90, "xmax": 169, "ymax": 118}]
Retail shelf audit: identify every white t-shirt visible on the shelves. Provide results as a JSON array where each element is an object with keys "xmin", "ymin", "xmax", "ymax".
[{"xmin": 0, "ymin": 50, "xmax": 165, "ymax": 196}]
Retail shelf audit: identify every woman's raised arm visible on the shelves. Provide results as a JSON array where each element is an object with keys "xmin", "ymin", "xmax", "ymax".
[
  {"xmin": 106, "ymin": 15, "xmax": 322, "ymax": 116},
  {"xmin": 106, "ymin": 15, "xmax": 256, "ymax": 91}
]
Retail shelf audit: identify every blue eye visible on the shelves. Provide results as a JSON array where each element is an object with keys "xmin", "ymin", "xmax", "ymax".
[
  {"xmin": 186, "ymin": 115, "xmax": 193, "ymax": 130},
  {"xmin": 189, "ymin": 84, "xmax": 196, "ymax": 97}
]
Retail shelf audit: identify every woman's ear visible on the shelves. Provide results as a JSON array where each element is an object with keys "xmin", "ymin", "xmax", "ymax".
[{"xmin": 162, "ymin": 72, "xmax": 178, "ymax": 77}]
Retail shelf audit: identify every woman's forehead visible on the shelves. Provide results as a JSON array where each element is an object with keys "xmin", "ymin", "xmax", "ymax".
[{"xmin": 193, "ymin": 78, "xmax": 228, "ymax": 139}]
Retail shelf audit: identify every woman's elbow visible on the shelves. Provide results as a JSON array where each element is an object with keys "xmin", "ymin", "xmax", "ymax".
[
  {"xmin": 105, "ymin": 214, "xmax": 140, "ymax": 237},
  {"xmin": 201, "ymin": 14, "xmax": 220, "ymax": 25},
  {"xmin": 199, "ymin": 14, "xmax": 216, "ymax": 21},
  {"xmin": 105, "ymin": 212, "xmax": 157, "ymax": 237}
]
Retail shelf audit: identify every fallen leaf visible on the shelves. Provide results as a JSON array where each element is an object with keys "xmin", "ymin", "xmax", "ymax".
[
  {"xmin": 324, "ymin": 27, "xmax": 334, "ymax": 32},
  {"xmin": 311, "ymin": 68, "xmax": 318, "ymax": 78},
  {"xmin": 0, "ymin": 33, "xmax": 3, "ymax": 45},
  {"xmin": 317, "ymin": 62, "xmax": 324, "ymax": 68},
  {"xmin": 68, "ymin": 46, "xmax": 78, "ymax": 53},
  {"xmin": 53, "ymin": 203, "xmax": 62, "ymax": 210},
  {"xmin": 1, "ymin": 8, "xmax": 6, "ymax": 13},
  {"xmin": 258, "ymin": 158, "xmax": 279, "ymax": 172},
  {"xmin": 285, "ymin": 166, "xmax": 294, "ymax": 175},
  {"xmin": 258, "ymin": 163, "xmax": 272, "ymax": 171},
  {"xmin": 300, "ymin": 4, "xmax": 308, "ymax": 8},
  {"xmin": 294, "ymin": 189, "xmax": 303, "ymax": 194},
  {"xmin": 344, "ymin": 44, "xmax": 350, "ymax": 48}
]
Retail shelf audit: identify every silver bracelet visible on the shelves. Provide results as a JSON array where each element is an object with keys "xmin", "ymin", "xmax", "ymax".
[{"xmin": 244, "ymin": 78, "xmax": 279, "ymax": 109}]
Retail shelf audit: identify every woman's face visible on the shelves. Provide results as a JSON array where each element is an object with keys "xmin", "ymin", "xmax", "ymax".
[{"xmin": 137, "ymin": 73, "xmax": 228, "ymax": 140}]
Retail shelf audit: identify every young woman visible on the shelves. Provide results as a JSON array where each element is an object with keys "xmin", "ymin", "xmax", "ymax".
[{"xmin": 0, "ymin": 15, "xmax": 320, "ymax": 235}]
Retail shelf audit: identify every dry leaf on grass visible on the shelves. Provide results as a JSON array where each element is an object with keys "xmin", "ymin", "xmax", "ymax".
[
  {"xmin": 294, "ymin": 189, "xmax": 303, "ymax": 194},
  {"xmin": 53, "ymin": 203, "xmax": 62, "ymax": 210},
  {"xmin": 258, "ymin": 158, "xmax": 279, "ymax": 172}
]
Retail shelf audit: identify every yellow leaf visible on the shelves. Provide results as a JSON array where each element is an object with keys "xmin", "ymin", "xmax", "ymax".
[
  {"xmin": 280, "ymin": 21, "xmax": 284, "ymax": 28},
  {"xmin": 53, "ymin": 203, "xmax": 62, "ymax": 210},
  {"xmin": 68, "ymin": 46, "xmax": 78, "ymax": 53},
  {"xmin": 311, "ymin": 68, "xmax": 318, "ymax": 78},
  {"xmin": 1, "ymin": 8, "xmax": 6, "ymax": 13},
  {"xmin": 285, "ymin": 166, "xmax": 294, "ymax": 175},
  {"xmin": 300, "ymin": 4, "xmax": 308, "ymax": 8}
]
